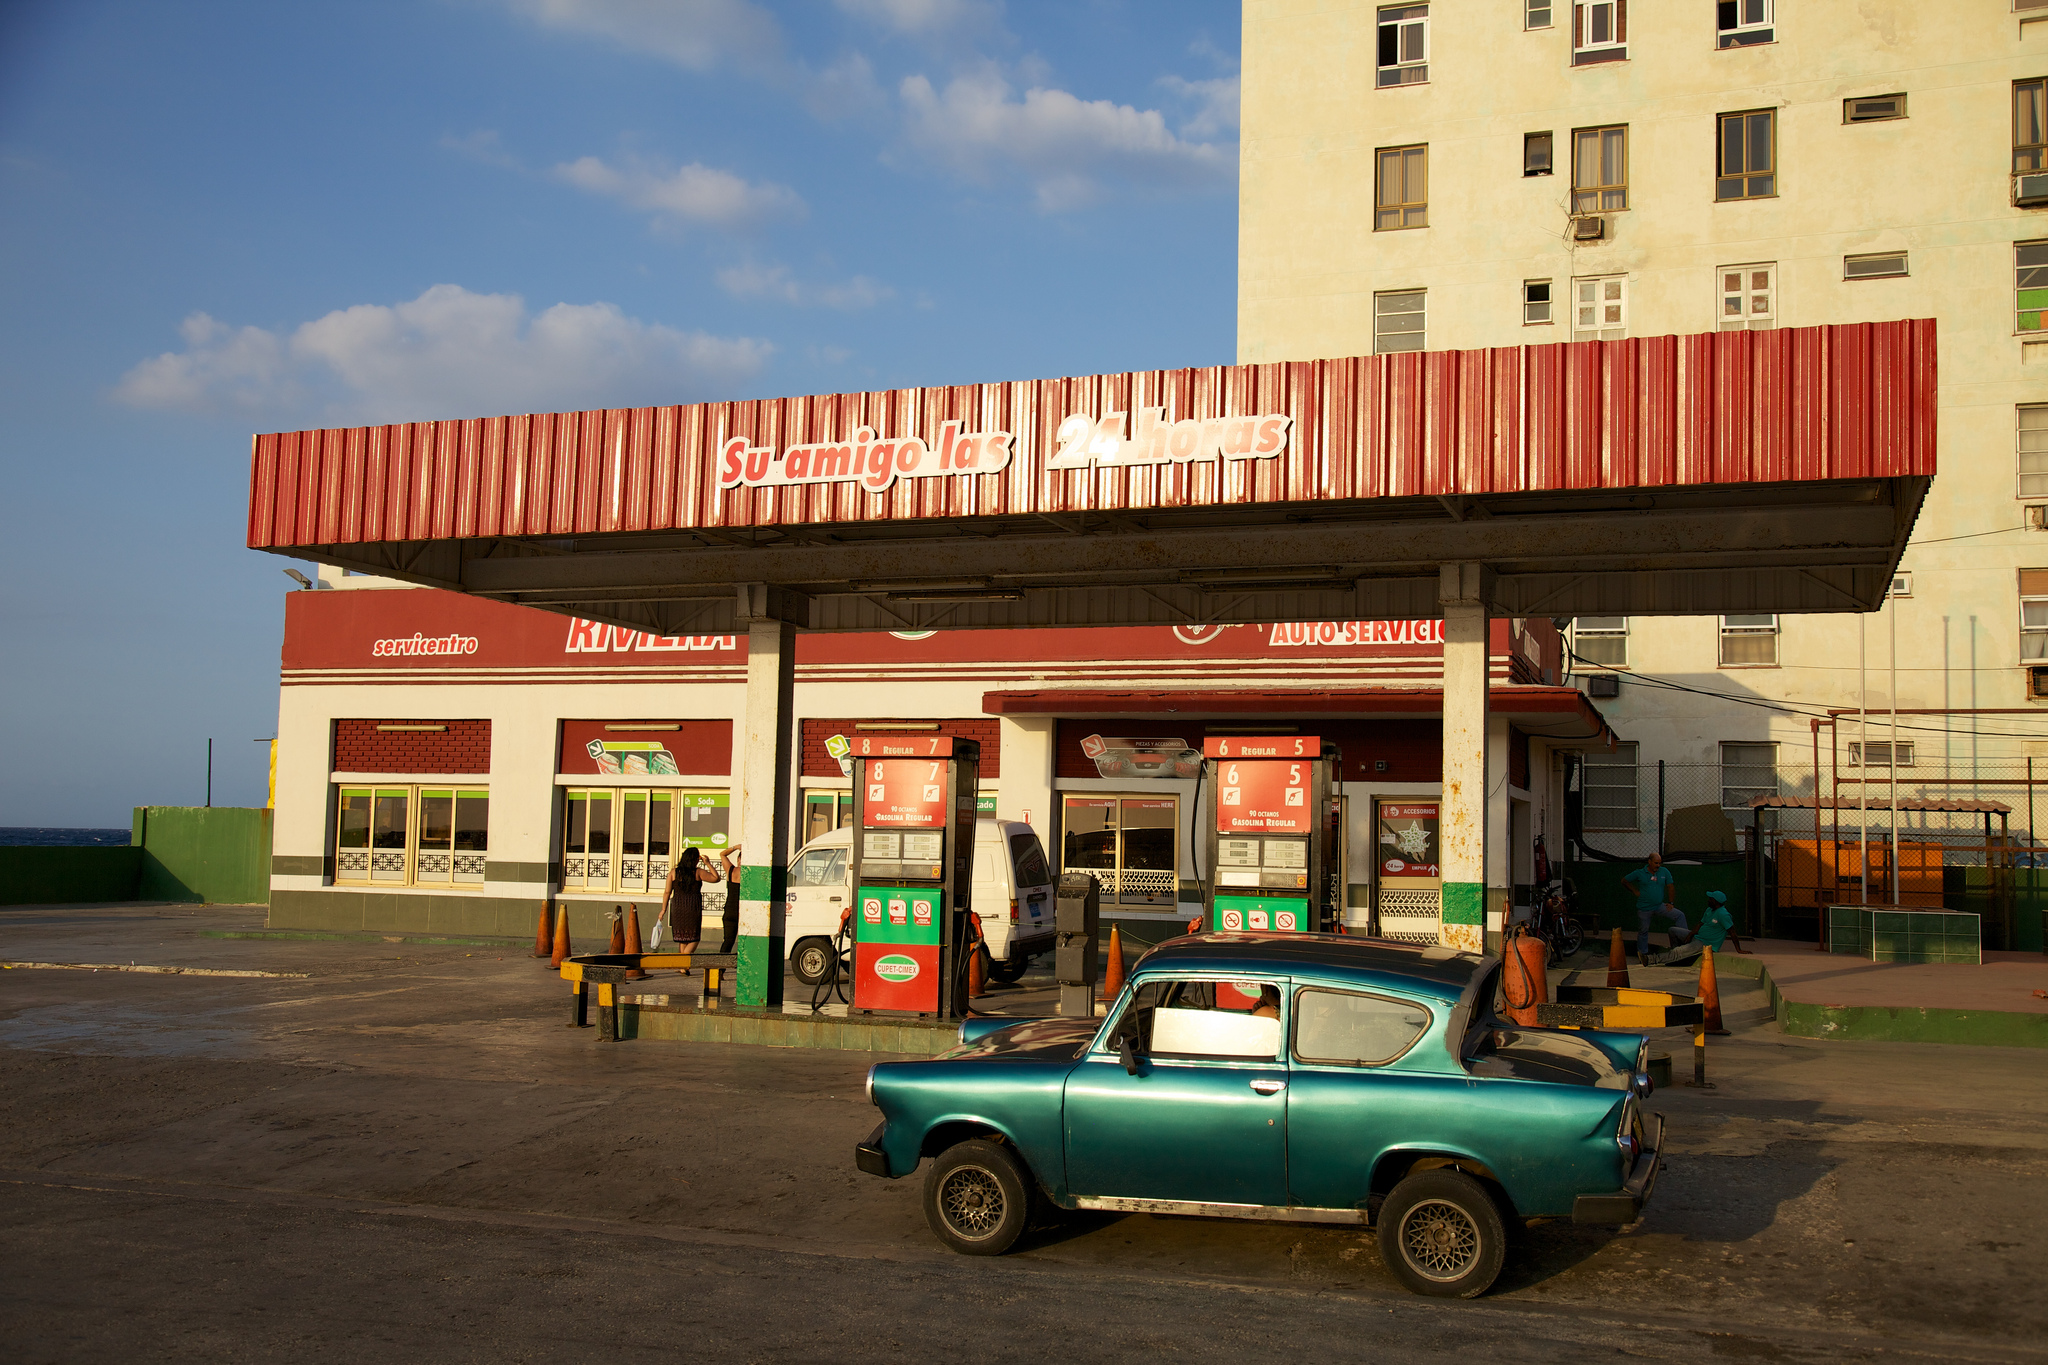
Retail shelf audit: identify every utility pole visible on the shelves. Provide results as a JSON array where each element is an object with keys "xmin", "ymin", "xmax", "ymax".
[{"xmin": 206, "ymin": 739, "xmax": 213, "ymax": 808}]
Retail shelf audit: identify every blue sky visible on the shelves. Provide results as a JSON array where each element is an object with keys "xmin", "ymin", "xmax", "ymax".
[{"xmin": 0, "ymin": 0, "xmax": 1241, "ymax": 825}]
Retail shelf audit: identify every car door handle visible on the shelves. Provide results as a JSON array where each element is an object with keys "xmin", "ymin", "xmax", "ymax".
[{"xmin": 1250, "ymin": 1079, "xmax": 1286, "ymax": 1095}]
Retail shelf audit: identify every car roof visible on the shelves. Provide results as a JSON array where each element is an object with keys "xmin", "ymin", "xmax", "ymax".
[{"xmin": 1133, "ymin": 933, "xmax": 1492, "ymax": 1002}]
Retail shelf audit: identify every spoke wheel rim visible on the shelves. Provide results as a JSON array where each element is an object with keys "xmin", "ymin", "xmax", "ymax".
[
  {"xmin": 937, "ymin": 1165, "xmax": 1007, "ymax": 1240},
  {"xmin": 1399, "ymin": 1198, "xmax": 1481, "ymax": 1281}
]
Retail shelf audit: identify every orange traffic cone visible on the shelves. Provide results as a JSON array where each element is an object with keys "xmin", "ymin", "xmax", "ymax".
[
  {"xmin": 967, "ymin": 919, "xmax": 988, "ymax": 999},
  {"xmin": 608, "ymin": 906, "xmax": 625, "ymax": 955},
  {"xmin": 1699, "ymin": 944, "xmax": 1728, "ymax": 1035},
  {"xmin": 1503, "ymin": 928, "xmax": 1548, "ymax": 1027},
  {"xmin": 533, "ymin": 901, "xmax": 555, "ymax": 960},
  {"xmin": 551, "ymin": 906, "xmax": 573, "ymax": 968},
  {"xmin": 624, "ymin": 906, "xmax": 645, "ymax": 980},
  {"xmin": 1098, "ymin": 924, "xmax": 1126, "ymax": 1002},
  {"xmin": 1606, "ymin": 926, "xmax": 1629, "ymax": 988}
]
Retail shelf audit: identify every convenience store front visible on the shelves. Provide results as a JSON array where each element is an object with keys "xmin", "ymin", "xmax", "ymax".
[{"xmin": 270, "ymin": 578, "xmax": 1603, "ymax": 948}]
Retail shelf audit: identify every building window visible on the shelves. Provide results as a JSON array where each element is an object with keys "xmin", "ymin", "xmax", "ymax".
[
  {"xmin": 1572, "ymin": 616, "xmax": 1627, "ymax": 666},
  {"xmin": 1571, "ymin": 125, "xmax": 1628, "ymax": 212},
  {"xmin": 561, "ymin": 787, "xmax": 727, "ymax": 893},
  {"xmin": 335, "ymin": 786, "xmax": 489, "ymax": 886},
  {"xmin": 1719, "ymin": 614, "xmax": 1779, "ymax": 667},
  {"xmin": 1716, "ymin": 109, "xmax": 1776, "ymax": 200},
  {"xmin": 1377, "ymin": 5, "xmax": 1429, "ymax": 87},
  {"xmin": 2023, "ymin": 570, "xmax": 2048, "ymax": 661},
  {"xmin": 1523, "ymin": 279, "xmax": 1554, "ymax": 325},
  {"xmin": 1374, "ymin": 290, "xmax": 1426, "ymax": 353},
  {"xmin": 2021, "ymin": 406, "xmax": 2048, "ymax": 497},
  {"xmin": 1847, "ymin": 740, "xmax": 1915, "ymax": 768},
  {"xmin": 1844, "ymin": 251, "xmax": 1908, "ymax": 280},
  {"xmin": 1062, "ymin": 794, "xmax": 1179, "ymax": 906},
  {"xmin": 1581, "ymin": 743, "xmax": 1638, "ymax": 831},
  {"xmin": 1716, "ymin": 0, "xmax": 1772, "ymax": 47},
  {"xmin": 1375, "ymin": 145, "xmax": 1428, "ymax": 229},
  {"xmin": 1890, "ymin": 572, "xmax": 1913, "ymax": 598},
  {"xmin": 1719, "ymin": 742, "xmax": 1780, "ymax": 811},
  {"xmin": 1573, "ymin": 275, "xmax": 1627, "ymax": 340},
  {"xmin": 2020, "ymin": 242, "xmax": 2048, "ymax": 332},
  {"xmin": 1844, "ymin": 93, "xmax": 1906, "ymax": 124},
  {"xmin": 2018, "ymin": 79, "xmax": 2048, "ymax": 174},
  {"xmin": 1526, "ymin": 0, "xmax": 1553, "ymax": 28},
  {"xmin": 1573, "ymin": 0, "xmax": 1626, "ymax": 65},
  {"xmin": 1524, "ymin": 131, "xmax": 1554, "ymax": 176},
  {"xmin": 1719, "ymin": 263, "xmax": 1776, "ymax": 330},
  {"xmin": 803, "ymin": 789, "xmax": 858, "ymax": 844}
]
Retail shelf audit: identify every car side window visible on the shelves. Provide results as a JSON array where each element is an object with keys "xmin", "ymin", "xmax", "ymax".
[
  {"xmin": 1108, "ymin": 978, "xmax": 1283, "ymax": 1061},
  {"xmin": 1293, "ymin": 989, "xmax": 1431, "ymax": 1066}
]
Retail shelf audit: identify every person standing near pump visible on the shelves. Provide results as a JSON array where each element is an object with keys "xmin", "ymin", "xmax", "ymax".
[
  {"xmin": 661, "ymin": 847, "xmax": 721, "ymax": 965},
  {"xmin": 717, "ymin": 844, "xmax": 743, "ymax": 954},
  {"xmin": 1623, "ymin": 853, "xmax": 1685, "ymax": 967}
]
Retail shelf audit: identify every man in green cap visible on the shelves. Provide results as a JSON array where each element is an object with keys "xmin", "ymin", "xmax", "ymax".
[{"xmin": 1656, "ymin": 889, "xmax": 1736, "ymax": 966}]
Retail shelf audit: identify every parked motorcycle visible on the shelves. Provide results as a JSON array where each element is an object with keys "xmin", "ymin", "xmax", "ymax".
[{"xmin": 1531, "ymin": 876, "xmax": 1586, "ymax": 965}]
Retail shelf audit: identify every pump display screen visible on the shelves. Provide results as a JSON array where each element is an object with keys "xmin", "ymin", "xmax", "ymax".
[{"xmin": 1216, "ymin": 834, "xmax": 1310, "ymax": 889}]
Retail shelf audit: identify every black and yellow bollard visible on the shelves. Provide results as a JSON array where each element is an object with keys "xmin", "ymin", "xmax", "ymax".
[
  {"xmin": 597, "ymin": 981, "xmax": 617, "ymax": 1042},
  {"xmin": 701, "ymin": 964, "xmax": 723, "ymax": 1006},
  {"xmin": 569, "ymin": 979, "xmax": 588, "ymax": 1028}
]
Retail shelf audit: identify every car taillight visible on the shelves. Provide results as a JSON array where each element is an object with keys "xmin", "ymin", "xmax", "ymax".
[
  {"xmin": 1617, "ymin": 1132, "xmax": 1640, "ymax": 1161},
  {"xmin": 1009, "ymin": 898, "xmax": 1020, "ymax": 923}
]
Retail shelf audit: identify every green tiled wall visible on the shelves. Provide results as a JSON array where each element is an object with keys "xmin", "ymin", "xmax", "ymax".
[{"xmin": 1825, "ymin": 905, "xmax": 1981, "ymax": 964}]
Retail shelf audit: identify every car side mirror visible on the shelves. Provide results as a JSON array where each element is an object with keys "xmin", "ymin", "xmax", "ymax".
[{"xmin": 1118, "ymin": 1035, "xmax": 1141, "ymax": 1076}]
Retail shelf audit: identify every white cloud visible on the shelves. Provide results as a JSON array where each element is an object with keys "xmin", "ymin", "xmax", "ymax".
[
  {"xmin": 833, "ymin": 0, "xmax": 1001, "ymax": 37},
  {"xmin": 554, "ymin": 153, "xmax": 805, "ymax": 228},
  {"xmin": 115, "ymin": 285, "xmax": 770, "ymax": 423},
  {"xmin": 897, "ymin": 68, "xmax": 1232, "ymax": 211},
  {"xmin": 1159, "ymin": 73, "xmax": 1239, "ymax": 141},
  {"xmin": 802, "ymin": 51, "xmax": 888, "ymax": 121},
  {"xmin": 439, "ymin": 128, "xmax": 521, "ymax": 169},
  {"xmin": 716, "ymin": 261, "xmax": 894, "ymax": 309},
  {"xmin": 491, "ymin": 0, "xmax": 783, "ymax": 72}
]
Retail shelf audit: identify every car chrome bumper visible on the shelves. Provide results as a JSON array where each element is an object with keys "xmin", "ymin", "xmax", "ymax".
[
  {"xmin": 1572, "ymin": 1110, "xmax": 1664, "ymax": 1225},
  {"xmin": 854, "ymin": 1121, "xmax": 892, "ymax": 1178}
]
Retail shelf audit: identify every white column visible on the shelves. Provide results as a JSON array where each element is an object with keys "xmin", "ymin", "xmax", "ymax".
[
  {"xmin": 1439, "ymin": 563, "xmax": 1491, "ymax": 954},
  {"xmin": 995, "ymin": 715, "xmax": 1055, "ymax": 832},
  {"xmin": 735, "ymin": 604, "xmax": 799, "ymax": 1009}
]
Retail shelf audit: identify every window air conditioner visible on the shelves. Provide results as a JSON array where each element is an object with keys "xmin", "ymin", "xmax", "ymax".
[
  {"xmin": 2017, "ymin": 173, "xmax": 2048, "ymax": 208},
  {"xmin": 1586, "ymin": 674, "xmax": 1621, "ymax": 698},
  {"xmin": 1571, "ymin": 216, "xmax": 1607, "ymax": 241},
  {"xmin": 2028, "ymin": 505, "xmax": 2048, "ymax": 530},
  {"xmin": 2030, "ymin": 666, "xmax": 2048, "ymax": 700}
]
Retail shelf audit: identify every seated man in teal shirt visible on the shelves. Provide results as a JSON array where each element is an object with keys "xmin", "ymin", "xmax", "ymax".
[
  {"xmin": 1622, "ymin": 853, "xmax": 1684, "ymax": 966},
  {"xmin": 1659, "ymin": 889, "xmax": 1735, "ymax": 965}
]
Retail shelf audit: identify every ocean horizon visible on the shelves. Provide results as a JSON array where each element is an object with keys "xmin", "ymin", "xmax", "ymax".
[{"xmin": 0, "ymin": 828, "xmax": 132, "ymax": 847}]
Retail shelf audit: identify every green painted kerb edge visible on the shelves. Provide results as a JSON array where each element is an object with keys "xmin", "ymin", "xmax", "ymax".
[{"xmin": 1441, "ymin": 881, "xmax": 1484, "ymax": 925}]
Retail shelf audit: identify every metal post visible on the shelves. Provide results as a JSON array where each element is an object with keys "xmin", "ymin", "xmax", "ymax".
[
  {"xmin": 736, "ymin": 602, "xmax": 799, "ymax": 1011},
  {"xmin": 1437, "ymin": 565, "xmax": 1490, "ymax": 955},
  {"xmin": 1657, "ymin": 760, "xmax": 1666, "ymax": 859},
  {"xmin": 1859, "ymin": 614, "xmax": 1869, "ymax": 906},
  {"xmin": 206, "ymin": 739, "xmax": 213, "ymax": 808},
  {"xmin": 1889, "ymin": 591, "xmax": 1900, "ymax": 906}
]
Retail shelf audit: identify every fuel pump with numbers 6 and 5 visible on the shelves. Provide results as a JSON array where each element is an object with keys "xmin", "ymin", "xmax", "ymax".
[{"xmin": 1204, "ymin": 735, "xmax": 1340, "ymax": 936}]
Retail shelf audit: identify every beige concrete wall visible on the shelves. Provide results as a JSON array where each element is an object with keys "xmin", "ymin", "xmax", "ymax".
[{"xmin": 1241, "ymin": 1, "xmax": 2048, "ymax": 805}]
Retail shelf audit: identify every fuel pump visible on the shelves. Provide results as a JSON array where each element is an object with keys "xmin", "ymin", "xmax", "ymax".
[
  {"xmin": 847, "ymin": 735, "xmax": 980, "ymax": 1018},
  {"xmin": 1204, "ymin": 735, "xmax": 1340, "ymax": 935}
]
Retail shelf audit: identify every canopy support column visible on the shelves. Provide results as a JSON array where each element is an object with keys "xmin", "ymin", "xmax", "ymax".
[
  {"xmin": 735, "ymin": 585, "xmax": 809, "ymax": 1010},
  {"xmin": 1440, "ymin": 564, "xmax": 1493, "ymax": 954}
]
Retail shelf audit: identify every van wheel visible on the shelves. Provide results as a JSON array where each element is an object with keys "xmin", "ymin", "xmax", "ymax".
[
  {"xmin": 989, "ymin": 957, "xmax": 1028, "ymax": 985},
  {"xmin": 922, "ymin": 1140, "xmax": 1030, "ymax": 1256},
  {"xmin": 790, "ymin": 937, "xmax": 834, "ymax": 986},
  {"xmin": 1376, "ymin": 1169, "xmax": 1507, "ymax": 1298}
]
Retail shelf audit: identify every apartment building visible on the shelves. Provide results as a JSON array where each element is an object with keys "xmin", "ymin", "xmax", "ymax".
[{"xmin": 1240, "ymin": 0, "xmax": 2048, "ymax": 871}]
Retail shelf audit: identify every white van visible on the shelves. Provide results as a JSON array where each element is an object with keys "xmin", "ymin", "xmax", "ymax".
[{"xmin": 784, "ymin": 819, "xmax": 1055, "ymax": 986}]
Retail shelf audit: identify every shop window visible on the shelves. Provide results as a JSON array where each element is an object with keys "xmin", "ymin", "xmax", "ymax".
[
  {"xmin": 1572, "ymin": 275, "xmax": 1627, "ymax": 340},
  {"xmin": 1718, "ymin": 263, "xmax": 1775, "ymax": 330},
  {"xmin": 1061, "ymin": 794, "xmax": 1180, "ymax": 907},
  {"xmin": 1523, "ymin": 279, "xmax": 1553, "ymax": 325},
  {"xmin": 2019, "ymin": 242, "xmax": 2048, "ymax": 332},
  {"xmin": 334, "ymin": 785, "xmax": 488, "ymax": 886},
  {"xmin": 562, "ymin": 788, "xmax": 726, "ymax": 893},
  {"xmin": 1572, "ymin": 1, "xmax": 1626, "ymax": 65},
  {"xmin": 1374, "ymin": 144, "xmax": 1428, "ymax": 229},
  {"xmin": 804, "ymin": 790, "xmax": 858, "ymax": 845},
  {"xmin": 1524, "ymin": 131, "xmax": 1553, "ymax": 176},
  {"xmin": 1847, "ymin": 741, "xmax": 1916, "ymax": 768},
  {"xmin": 2021, "ymin": 406, "xmax": 2048, "ymax": 497},
  {"xmin": 1581, "ymin": 743, "xmax": 1638, "ymax": 831},
  {"xmin": 1571, "ymin": 616, "xmax": 1628, "ymax": 667},
  {"xmin": 1719, "ymin": 614, "xmax": 1780, "ymax": 666},
  {"xmin": 1716, "ymin": 109, "xmax": 1776, "ymax": 201},
  {"xmin": 1719, "ymin": 742, "xmax": 1780, "ymax": 811},
  {"xmin": 1374, "ymin": 290, "xmax": 1426, "ymax": 353},
  {"xmin": 1716, "ymin": 0, "xmax": 1772, "ymax": 48},
  {"xmin": 1377, "ymin": 5, "xmax": 1429, "ymax": 87},
  {"xmin": 1525, "ymin": 0, "xmax": 1553, "ymax": 29},
  {"xmin": 2017, "ymin": 79, "xmax": 2047, "ymax": 175},
  {"xmin": 1570, "ymin": 125, "xmax": 1627, "ymax": 212},
  {"xmin": 2022, "ymin": 570, "xmax": 2048, "ymax": 662}
]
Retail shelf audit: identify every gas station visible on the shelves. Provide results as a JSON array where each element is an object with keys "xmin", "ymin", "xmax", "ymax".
[{"xmin": 247, "ymin": 318, "xmax": 1936, "ymax": 1016}]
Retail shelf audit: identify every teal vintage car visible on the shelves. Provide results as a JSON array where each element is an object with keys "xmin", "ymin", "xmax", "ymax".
[{"xmin": 855, "ymin": 933, "xmax": 1662, "ymax": 1298}]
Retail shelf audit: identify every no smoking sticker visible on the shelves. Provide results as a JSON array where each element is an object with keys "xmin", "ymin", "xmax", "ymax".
[{"xmin": 1221, "ymin": 909, "xmax": 1243, "ymax": 931}]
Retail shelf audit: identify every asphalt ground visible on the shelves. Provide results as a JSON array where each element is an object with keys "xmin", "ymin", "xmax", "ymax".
[{"xmin": 3, "ymin": 903, "xmax": 2046, "ymax": 1363}]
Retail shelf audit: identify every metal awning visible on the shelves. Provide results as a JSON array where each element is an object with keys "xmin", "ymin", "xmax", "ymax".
[
  {"xmin": 1747, "ymin": 796, "xmax": 2012, "ymax": 815},
  {"xmin": 246, "ymin": 320, "xmax": 1935, "ymax": 636}
]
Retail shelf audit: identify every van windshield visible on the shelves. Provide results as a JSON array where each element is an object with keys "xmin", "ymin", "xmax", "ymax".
[{"xmin": 1009, "ymin": 832, "xmax": 1051, "ymax": 888}]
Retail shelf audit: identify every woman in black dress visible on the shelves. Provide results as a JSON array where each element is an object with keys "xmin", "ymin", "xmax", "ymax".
[{"xmin": 662, "ymin": 847, "xmax": 720, "ymax": 955}]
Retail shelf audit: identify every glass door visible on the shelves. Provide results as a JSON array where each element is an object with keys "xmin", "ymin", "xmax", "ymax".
[
  {"xmin": 416, "ymin": 789, "xmax": 454, "ymax": 883},
  {"xmin": 371, "ymin": 789, "xmax": 410, "ymax": 882}
]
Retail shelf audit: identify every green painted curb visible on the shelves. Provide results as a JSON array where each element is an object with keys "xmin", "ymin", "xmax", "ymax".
[
  {"xmin": 617, "ymin": 999, "xmax": 959, "ymax": 1054},
  {"xmin": 200, "ymin": 929, "xmax": 527, "ymax": 948},
  {"xmin": 1759, "ymin": 959, "xmax": 2048, "ymax": 1048}
]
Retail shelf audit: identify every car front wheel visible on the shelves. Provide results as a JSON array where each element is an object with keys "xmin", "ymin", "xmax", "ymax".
[
  {"xmin": 988, "ymin": 956, "xmax": 1029, "ymax": 985},
  {"xmin": 790, "ymin": 937, "xmax": 834, "ymax": 985},
  {"xmin": 921, "ymin": 1139, "xmax": 1030, "ymax": 1256},
  {"xmin": 1376, "ymin": 1169, "xmax": 1508, "ymax": 1298}
]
